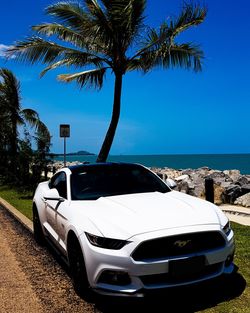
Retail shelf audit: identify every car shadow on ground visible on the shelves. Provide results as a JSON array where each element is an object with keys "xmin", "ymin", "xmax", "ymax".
[{"xmin": 94, "ymin": 271, "xmax": 246, "ymax": 313}]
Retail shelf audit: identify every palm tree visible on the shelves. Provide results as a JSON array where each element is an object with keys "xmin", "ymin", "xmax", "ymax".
[
  {"xmin": 8, "ymin": 0, "xmax": 207, "ymax": 162},
  {"xmin": 0, "ymin": 68, "xmax": 51, "ymax": 175},
  {"xmin": 0, "ymin": 68, "xmax": 21, "ymax": 171}
]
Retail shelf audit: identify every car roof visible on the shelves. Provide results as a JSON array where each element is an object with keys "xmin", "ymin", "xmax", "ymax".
[{"xmin": 68, "ymin": 162, "xmax": 144, "ymax": 174}]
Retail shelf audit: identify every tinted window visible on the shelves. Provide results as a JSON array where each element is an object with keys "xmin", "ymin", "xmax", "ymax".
[
  {"xmin": 50, "ymin": 172, "xmax": 67, "ymax": 199},
  {"xmin": 71, "ymin": 164, "xmax": 170, "ymax": 200}
]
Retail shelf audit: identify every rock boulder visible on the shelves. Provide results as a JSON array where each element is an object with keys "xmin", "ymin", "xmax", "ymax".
[{"xmin": 234, "ymin": 192, "xmax": 250, "ymax": 207}]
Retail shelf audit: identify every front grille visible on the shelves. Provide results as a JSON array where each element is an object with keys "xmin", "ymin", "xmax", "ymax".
[
  {"xmin": 132, "ymin": 231, "xmax": 225, "ymax": 261},
  {"xmin": 140, "ymin": 262, "xmax": 223, "ymax": 286}
]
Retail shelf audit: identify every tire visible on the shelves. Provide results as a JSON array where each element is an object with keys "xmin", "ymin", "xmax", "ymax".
[
  {"xmin": 33, "ymin": 206, "xmax": 46, "ymax": 246},
  {"xmin": 68, "ymin": 238, "xmax": 93, "ymax": 301}
]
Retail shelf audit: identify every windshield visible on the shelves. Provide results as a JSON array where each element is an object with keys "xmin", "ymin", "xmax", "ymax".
[{"xmin": 70, "ymin": 164, "xmax": 170, "ymax": 200}]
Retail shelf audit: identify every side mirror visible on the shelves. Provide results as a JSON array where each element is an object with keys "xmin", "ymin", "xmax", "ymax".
[
  {"xmin": 166, "ymin": 178, "xmax": 177, "ymax": 189},
  {"xmin": 44, "ymin": 188, "xmax": 65, "ymax": 202}
]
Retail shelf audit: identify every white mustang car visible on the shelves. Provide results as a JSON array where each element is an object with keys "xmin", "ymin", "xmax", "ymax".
[{"xmin": 33, "ymin": 163, "xmax": 235, "ymax": 298}]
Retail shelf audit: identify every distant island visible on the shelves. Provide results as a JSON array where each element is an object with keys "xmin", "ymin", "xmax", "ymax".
[
  {"xmin": 67, "ymin": 150, "xmax": 95, "ymax": 156},
  {"xmin": 51, "ymin": 150, "xmax": 95, "ymax": 157}
]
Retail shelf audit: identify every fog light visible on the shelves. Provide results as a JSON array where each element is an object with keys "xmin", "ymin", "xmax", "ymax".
[
  {"xmin": 98, "ymin": 270, "xmax": 131, "ymax": 286},
  {"xmin": 225, "ymin": 253, "xmax": 234, "ymax": 267}
]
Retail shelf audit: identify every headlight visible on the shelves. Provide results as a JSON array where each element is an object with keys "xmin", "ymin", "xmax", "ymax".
[
  {"xmin": 222, "ymin": 221, "xmax": 231, "ymax": 236},
  {"xmin": 85, "ymin": 232, "xmax": 130, "ymax": 250}
]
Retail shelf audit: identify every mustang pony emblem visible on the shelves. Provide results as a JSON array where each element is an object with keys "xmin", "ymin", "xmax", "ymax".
[{"xmin": 174, "ymin": 240, "xmax": 192, "ymax": 248}]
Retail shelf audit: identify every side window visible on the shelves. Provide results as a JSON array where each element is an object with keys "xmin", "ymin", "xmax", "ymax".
[{"xmin": 50, "ymin": 172, "xmax": 67, "ymax": 199}]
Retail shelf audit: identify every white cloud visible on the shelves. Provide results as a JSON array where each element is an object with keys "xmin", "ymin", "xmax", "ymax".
[{"xmin": 0, "ymin": 44, "xmax": 15, "ymax": 59}]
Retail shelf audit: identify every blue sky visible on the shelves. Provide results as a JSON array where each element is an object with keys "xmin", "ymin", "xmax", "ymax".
[{"xmin": 0, "ymin": 0, "xmax": 249, "ymax": 155}]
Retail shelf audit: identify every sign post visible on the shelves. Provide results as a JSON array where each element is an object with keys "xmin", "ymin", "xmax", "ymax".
[{"xmin": 60, "ymin": 124, "xmax": 70, "ymax": 167}]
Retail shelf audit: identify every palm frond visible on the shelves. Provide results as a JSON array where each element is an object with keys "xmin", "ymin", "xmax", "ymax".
[
  {"xmin": 84, "ymin": 0, "xmax": 117, "ymax": 55},
  {"xmin": 123, "ymin": 0, "xmax": 146, "ymax": 34},
  {"xmin": 7, "ymin": 37, "xmax": 108, "ymax": 68},
  {"xmin": 169, "ymin": 4, "xmax": 207, "ymax": 39},
  {"xmin": 0, "ymin": 68, "xmax": 20, "ymax": 93},
  {"xmin": 132, "ymin": 26, "xmax": 167, "ymax": 62},
  {"xmin": 118, "ymin": 0, "xmax": 146, "ymax": 51},
  {"xmin": 169, "ymin": 43, "xmax": 203, "ymax": 72},
  {"xmin": 7, "ymin": 37, "xmax": 68, "ymax": 64},
  {"xmin": 0, "ymin": 68, "xmax": 21, "ymax": 111},
  {"xmin": 85, "ymin": 0, "xmax": 107, "ymax": 21},
  {"xmin": 58, "ymin": 67, "xmax": 108, "ymax": 89},
  {"xmin": 133, "ymin": 3, "xmax": 206, "ymax": 73},
  {"xmin": 126, "ymin": 58, "xmax": 144, "ymax": 71},
  {"xmin": 33, "ymin": 119, "xmax": 51, "ymax": 153},
  {"xmin": 32, "ymin": 23, "xmax": 87, "ymax": 49},
  {"xmin": 100, "ymin": 0, "xmax": 146, "ymax": 52},
  {"xmin": 36, "ymin": 120, "xmax": 51, "ymax": 139},
  {"xmin": 40, "ymin": 59, "xmax": 71, "ymax": 77},
  {"xmin": 134, "ymin": 4, "xmax": 206, "ymax": 60},
  {"xmin": 63, "ymin": 50, "xmax": 107, "ymax": 67},
  {"xmin": 46, "ymin": 2, "xmax": 90, "ymax": 31},
  {"xmin": 21, "ymin": 108, "xmax": 40, "ymax": 128},
  {"xmin": 45, "ymin": 2, "xmax": 111, "ymax": 55},
  {"xmin": 39, "ymin": 50, "xmax": 107, "ymax": 77},
  {"xmin": 139, "ymin": 42, "xmax": 203, "ymax": 72}
]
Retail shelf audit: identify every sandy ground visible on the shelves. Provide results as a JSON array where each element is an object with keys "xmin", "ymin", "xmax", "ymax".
[
  {"xmin": 0, "ymin": 206, "xmax": 95, "ymax": 313},
  {"xmin": 0, "ymin": 224, "xmax": 44, "ymax": 313}
]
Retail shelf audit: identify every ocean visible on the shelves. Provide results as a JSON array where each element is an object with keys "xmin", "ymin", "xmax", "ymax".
[{"xmin": 54, "ymin": 154, "xmax": 250, "ymax": 175}]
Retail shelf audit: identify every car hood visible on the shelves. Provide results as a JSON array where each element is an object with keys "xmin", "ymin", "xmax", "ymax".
[{"xmin": 71, "ymin": 191, "xmax": 224, "ymax": 240}]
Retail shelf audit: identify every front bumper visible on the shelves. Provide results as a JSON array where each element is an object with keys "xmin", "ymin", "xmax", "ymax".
[
  {"xmin": 80, "ymin": 226, "xmax": 235, "ymax": 296},
  {"xmin": 93, "ymin": 261, "xmax": 236, "ymax": 298}
]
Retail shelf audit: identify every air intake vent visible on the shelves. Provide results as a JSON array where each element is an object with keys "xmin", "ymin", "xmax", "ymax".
[{"xmin": 132, "ymin": 231, "xmax": 225, "ymax": 261}]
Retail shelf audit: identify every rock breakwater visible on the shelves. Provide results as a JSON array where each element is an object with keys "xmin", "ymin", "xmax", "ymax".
[{"xmin": 154, "ymin": 167, "xmax": 250, "ymax": 207}]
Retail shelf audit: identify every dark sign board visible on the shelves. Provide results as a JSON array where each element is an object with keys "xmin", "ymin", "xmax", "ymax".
[{"xmin": 60, "ymin": 124, "xmax": 70, "ymax": 138}]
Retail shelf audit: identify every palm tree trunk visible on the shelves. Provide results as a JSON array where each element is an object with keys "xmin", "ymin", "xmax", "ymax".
[{"xmin": 96, "ymin": 73, "xmax": 123, "ymax": 163}]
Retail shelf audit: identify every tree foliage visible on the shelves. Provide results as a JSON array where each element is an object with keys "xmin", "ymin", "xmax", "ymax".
[{"xmin": 0, "ymin": 68, "xmax": 51, "ymax": 185}]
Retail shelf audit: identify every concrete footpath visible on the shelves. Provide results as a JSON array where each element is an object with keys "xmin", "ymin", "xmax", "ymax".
[{"xmin": 220, "ymin": 204, "xmax": 250, "ymax": 226}]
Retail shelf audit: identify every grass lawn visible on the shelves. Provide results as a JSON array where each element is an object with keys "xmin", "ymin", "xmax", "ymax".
[
  {"xmin": 197, "ymin": 221, "xmax": 250, "ymax": 313},
  {"xmin": 0, "ymin": 184, "xmax": 249, "ymax": 312},
  {"xmin": 0, "ymin": 185, "xmax": 33, "ymax": 220}
]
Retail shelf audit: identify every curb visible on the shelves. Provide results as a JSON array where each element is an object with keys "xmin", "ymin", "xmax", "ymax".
[{"xmin": 0, "ymin": 197, "xmax": 33, "ymax": 233}]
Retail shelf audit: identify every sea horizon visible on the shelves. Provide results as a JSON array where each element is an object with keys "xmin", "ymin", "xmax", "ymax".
[{"xmin": 53, "ymin": 153, "xmax": 250, "ymax": 175}]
